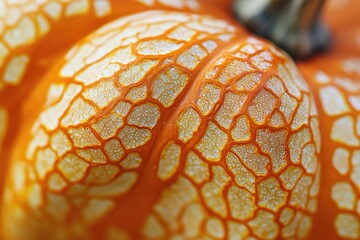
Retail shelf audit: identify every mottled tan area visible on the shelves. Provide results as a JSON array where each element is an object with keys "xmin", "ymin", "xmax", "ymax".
[{"xmin": 1, "ymin": 6, "xmax": 322, "ymax": 240}]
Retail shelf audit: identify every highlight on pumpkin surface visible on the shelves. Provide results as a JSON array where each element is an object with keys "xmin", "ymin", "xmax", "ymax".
[{"xmin": 0, "ymin": 0, "xmax": 359, "ymax": 239}]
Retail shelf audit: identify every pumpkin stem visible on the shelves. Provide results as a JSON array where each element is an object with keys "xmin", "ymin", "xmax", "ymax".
[{"xmin": 234, "ymin": 0, "xmax": 330, "ymax": 59}]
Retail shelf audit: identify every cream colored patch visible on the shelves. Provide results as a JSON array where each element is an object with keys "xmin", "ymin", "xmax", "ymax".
[
  {"xmin": 47, "ymin": 173, "xmax": 67, "ymax": 192},
  {"xmin": 349, "ymin": 95, "xmax": 360, "ymax": 111},
  {"xmin": 27, "ymin": 184, "xmax": 42, "ymax": 208},
  {"xmin": 75, "ymin": 53, "xmax": 123, "ymax": 85},
  {"xmin": 127, "ymin": 102, "xmax": 160, "ymax": 128},
  {"xmin": 290, "ymin": 175, "xmax": 312, "ymax": 208},
  {"xmin": 119, "ymin": 126, "xmax": 151, "ymax": 149},
  {"xmin": 184, "ymin": 151, "xmax": 209, "ymax": 184},
  {"xmin": 76, "ymin": 148, "xmax": 107, "ymax": 164},
  {"xmin": 138, "ymin": 22, "xmax": 178, "ymax": 39},
  {"xmin": 215, "ymin": 92, "xmax": 247, "ymax": 129},
  {"xmin": 280, "ymin": 93, "xmax": 297, "ymax": 123},
  {"xmin": 58, "ymin": 154, "xmax": 89, "ymax": 182},
  {"xmin": 279, "ymin": 166, "xmax": 303, "ymax": 190},
  {"xmin": 40, "ymin": 84, "xmax": 82, "ymax": 131},
  {"xmin": 228, "ymin": 221, "xmax": 249, "ymax": 239},
  {"xmin": 298, "ymin": 215, "xmax": 312, "ymax": 239},
  {"xmin": 82, "ymin": 80, "xmax": 119, "ymax": 108},
  {"xmin": 350, "ymin": 151, "xmax": 360, "ymax": 190},
  {"xmin": 181, "ymin": 203, "xmax": 205, "ymax": 238},
  {"xmin": 45, "ymin": 194, "xmax": 70, "ymax": 221},
  {"xmin": 92, "ymin": 113, "xmax": 123, "ymax": 140},
  {"xmin": 258, "ymin": 177, "xmax": 288, "ymax": 212},
  {"xmin": 155, "ymin": 177, "xmax": 197, "ymax": 229},
  {"xmin": 218, "ymin": 59, "xmax": 254, "ymax": 84},
  {"xmin": 291, "ymin": 94, "xmax": 310, "ymax": 130},
  {"xmin": 168, "ymin": 26, "xmax": 196, "ymax": 41},
  {"xmin": 266, "ymin": 75, "xmax": 285, "ymax": 96},
  {"xmin": 248, "ymin": 89, "xmax": 277, "ymax": 125},
  {"xmin": 231, "ymin": 144, "xmax": 269, "ymax": 176},
  {"xmin": 301, "ymin": 143, "xmax": 317, "ymax": 174},
  {"xmin": 65, "ymin": 0, "xmax": 89, "ymax": 17},
  {"xmin": 68, "ymin": 127, "xmax": 101, "ymax": 147},
  {"xmin": 26, "ymin": 129, "xmax": 49, "ymax": 160},
  {"xmin": 196, "ymin": 122, "xmax": 228, "ymax": 162},
  {"xmin": 236, "ymin": 72, "xmax": 262, "ymax": 91},
  {"xmin": 44, "ymin": 1, "xmax": 62, "ymax": 20},
  {"xmin": 88, "ymin": 172, "xmax": 138, "ymax": 197},
  {"xmin": 104, "ymin": 139, "xmax": 124, "ymax": 162},
  {"xmin": 142, "ymin": 215, "xmax": 165, "ymax": 239},
  {"xmin": 320, "ymin": 86, "xmax": 350, "ymax": 116},
  {"xmin": 331, "ymin": 115, "xmax": 359, "ymax": 146},
  {"xmin": 226, "ymin": 152, "xmax": 255, "ymax": 193},
  {"xmin": 85, "ymin": 165, "xmax": 120, "ymax": 184},
  {"xmin": 35, "ymin": 148, "xmax": 56, "ymax": 179},
  {"xmin": 201, "ymin": 166, "xmax": 230, "ymax": 217},
  {"xmin": 331, "ymin": 182, "xmax": 356, "ymax": 210},
  {"xmin": 50, "ymin": 130, "xmax": 72, "ymax": 157},
  {"xmin": 335, "ymin": 213, "xmax": 359, "ymax": 239},
  {"xmin": 94, "ymin": 0, "xmax": 111, "ymax": 17},
  {"xmin": 125, "ymin": 85, "xmax": 147, "ymax": 103},
  {"xmin": 315, "ymin": 71, "xmax": 330, "ymax": 84},
  {"xmin": 196, "ymin": 83, "xmax": 221, "ymax": 115},
  {"xmin": 119, "ymin": 60, "xmax": 158, "ymax": 86},
  {"xmin": 61, "ymin": 98, "xmax": 96, "ymax": 127},
  {"xmin": 227, "ymin": 185, "xmax": 256, "ymax": 220},
  {"xmin": 177, "ymin": 108, "xmax": 201, "ymax": 143},
  {"xmin": 4, "ymin": 17, "xmax": 36, "ymax": 48},
  {"xmin": 289, "ymin": 128, "xmax": 311, "ymax": 164},
  {"xmin": 268, "ymin": 111, "xmax": 285, "ymax": 128},
  {"xmin": 256, "ymin": 128, "xmax": 287, "ymax": 173},
  {"xmin": 249, "ymin": 210, "xmax": 279, "ymax": 239},
  {"xmin": 137, "ymin": 39, "xmax": 183, "ymax": 55},
  {"xmin": 280, "ymin": 207, "xmax": 294, "ymax": 225},
  {"xmin": 3, "ymin": 55, "xmax": 29, "ymax": 85},
  {"xmin": 157, "ymin": 142, "xmax": 181, "ymax": 180},
  {"xmin": 45, "ymin": 83, "xmax": 65, "ymax": 107},
  {"xmin": 251, "ymin": 50, "xmax": 273, "ymax": 71},
  {"xmin": 231, "ymin": 115, "xmax": 251, "ymax": 142},
  {"xmin": 206, "ymin": 217, "xmax": 224, "ymax": 239},
  {"xmin": 120, "ymin": 153, "xmax": 142, "ymax": 169},
  {"xmin": 152, "ymin": 67, "xmax": 188, "ymax": 107},
  {"xmin": 277, "ymin": 64, "xmax": 301, "ymax": 98},
  {"xmin": 82, "ymin": 199, "xmax": 114, "ymax": 224},
  {"xmin": 177, "ymin": 44, "xmax": 207, "ymax": 69},
  {"xmin": 36, "ymin": 14, "xmax": 50, "ymax": 36}
]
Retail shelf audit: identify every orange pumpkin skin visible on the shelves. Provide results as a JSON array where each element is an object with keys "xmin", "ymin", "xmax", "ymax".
[
  {"xmin": 0, "ymin": 0, "xmax": 233, "ymax": 214},
  {"xmin": 1, "ymin": 9, "xmax": 321, "ymax": 240},
  {"xmin": 296, "ymin": 1, "xmax": 360, "ymax": 239},
  {"xmin": 0, "ymin": 0, "xmax": 359, "ymax": 240}
]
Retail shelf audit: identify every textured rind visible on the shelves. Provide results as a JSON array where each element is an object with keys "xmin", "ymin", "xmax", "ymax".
[
  {"xmin": 295, "ymin": 1, "xmax": 360, "ymax": 239},
  {"xmin": 1, "ymin": 10, "xmax": 321, "ymax": 240},
  {"xmin": 0, "ymin": 0, "xmax": 220, "ymax": 90},
  {"xmin": 0, "ymin": 0, "xmax": 359, "ymax": 240},
  {"xmin": 298, "ymin": 38, "xmax": 360, "ymax": 240},
  {"xmin": 0, "ymin": 1, "xmax": 232, "ymax": 191}
]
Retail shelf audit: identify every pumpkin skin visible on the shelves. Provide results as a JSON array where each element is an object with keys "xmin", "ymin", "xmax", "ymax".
[
  {"xmin": 0, "ymin": 0, "xmax": 233, "ymax": 223},
  {"xmin": 296, "ymin": 1, "xmax": 360, "ymax": 239},
  {"xmin": 0, "ymin": 0, "xmax": 359, "ymax": 240},
  {"xmin": 1, "ymin": 9, "xmax": 320, "ymax": 240}
]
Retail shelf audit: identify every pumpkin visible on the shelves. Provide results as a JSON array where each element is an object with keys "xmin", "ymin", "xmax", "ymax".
[{"xmin": 0, "ymin": 0, "xmax": 359, "ymax": 239}]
